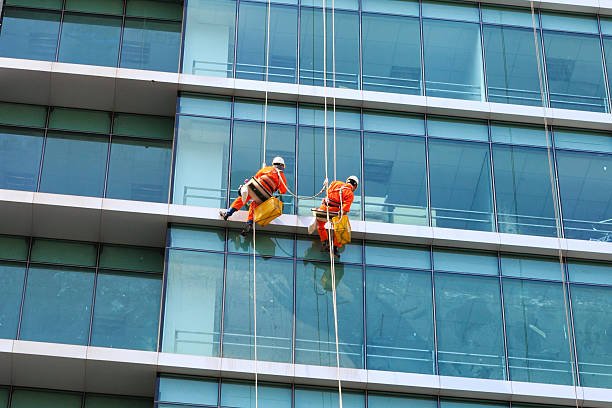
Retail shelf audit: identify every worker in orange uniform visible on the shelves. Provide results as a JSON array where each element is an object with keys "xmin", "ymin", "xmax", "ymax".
[
  {"xmin": 317, "ymin": 175, "xmax": 358, "ymax": 257},
  {"xmin": 220, "ymin": 156, "xmax": 288, "ymax": 236}
]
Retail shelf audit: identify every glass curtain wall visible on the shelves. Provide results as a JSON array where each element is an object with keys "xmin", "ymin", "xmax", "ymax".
[{"xmin": 1, "ymin": 388, "xmax": 151, "ymax": 408}]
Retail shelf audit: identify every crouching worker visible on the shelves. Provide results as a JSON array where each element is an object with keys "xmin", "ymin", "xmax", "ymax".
[
  {"xmin": 316, "ymin": 176, "xmax": 358, "ymax": 257},
  {"xmin": 220, "ymin": 156, "xmax": 288, "ymax": 236}
]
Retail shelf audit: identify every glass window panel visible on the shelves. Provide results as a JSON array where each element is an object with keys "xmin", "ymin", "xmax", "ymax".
[
  {"xmin": 0, "ymin": 389, "xmax": 6, "ymax": 408},
  {"xmin": 556, "ymin": 150, "xmax": 612, "ymax": 241},
  {"xmin": 571, "ymin": 284, "xmax": 612, "ymax": 388},
  {"xmin": 363, "ymin": 132, "xmax": 427, "ymax": 225},
  {"xmin": 365, "ymin": 242, "xmax": 430, "ymax": 269},
  {"xmin": 422, "ymin": 1, "xmax": 479, "ymax": 22},
  {"xmin": 227, "ymin": 230, "xmax": 294, "ymax": 258},
  {"xmin": 439, "ymin": 401, "xmax": 505, "ymax": 408},
  {"xmin": 106, "ymin": 138, "xmax": 171, "ymax": 203},
  {"xmin": 162, "ymin": 250, "xmax": 224, "ymax": 356},
  {"xmin": 602, "ymin": 19, "xmax": 612, "ymax": 36},
  {"xmin": 113, "ymin": 114, "xmax": 174, "ymax": 140},
  {"xmin": 503, "ymin": 278, "xmax": 573, "ymax": 384},
  {"xmin": 230, "ymin": 121, "xmax": 296, "ymax": 214},
  {"xmin": 301, "ymin": 0, "xmax": 357, "ymax": 8},
  {"xmin": 543, "ymin": 31, "xmax": 608, "ymax": 112},
  {"xmin": 541, "ymin": 12, "xmax": 599, "ymax": 34},
  {"xmin": 435, "ymin": 273, "xmax": 505, "ymax": 379},
  {"xmin": 0, "ymin": 102, "xmax": 47, "ymax": 128},
  {"xmin": 298, "ymin": 105, "xmax": 360, "ymax": 129},
  {"xmin": 500, "ymin": 255, "xmax": 562, "ymax": 281},
  {"xmin": 169, "ymin": 225, "xmax": 226, "ymax": 252},
  {"xmin": 10, "ymin": 389, "xmax": 81, "ymax": 408},
  {"xmin": 49, "ymin": 108, "xmax": 111, "ymax": 134},
  {"xmin": 178, "ymin": 94, "xmax": 232, "ymax": 117},
  {"xmin": 554, "ymin": 129, "xmax": 612, "ymax": 154},
  {"xmin": 0, "ymin": 127, "xmax": 43, "ymax": 191},
  {"xmin": 0, "ymin": 9, "xmax": 60, "ymax": 61},
  {"xmin": 484, "ymin": 26, "xmax": 544, "ymax": 106},
  {"xmin": 368, "ymin": 394, "xmax": 436, "ymax": 408},
  {"xmin": 362, "ymin": 13, "xmax": 421, "ymax": 95},
  {"xmin": 221, "ymin": 382, "xmax": 291, "ymax": 408},
  {"xmin": 433, "ymin": 249, "xmax": 498, "ymax": 276},
  {"xmin": 362, "ymin": 111, "xmax": 424, "ymax": 135},
  {"xmin": 297, "ymin": 127, "xmax": 361, "ymax": 218},
  {"xmin": 493, "ymin": 145, "xmax": 558, "ymax": 237},
  {"xmin": 234, "ymin": 100, "xmax": 296, "ymax": 124},
  {"xmin": 173, "ymin": 116, "xmax": 230, "ymax": 207},
  {"xmin": 429, "ymin": 140, "xmax": 494, "ymax": 231},
  {"xmin": 236, "ymin": 2, "xmax": 297, "ymax": 83},
  {"xmin": 0, "ymin": 262, "xmax": 25, "ymax": 339},
  {"xmin": 427, "ymin": 117, "xmax": 488, "ymax": 142},
  {"xmin": 6, "ymin": 0, "xmax": 62, "ymax": 8},
  {"xmin": 40, "ymin": 132, "xmax": 108, "ymax": 197},
  {"xmin": 158, "ymin": 376, "xmax": 219, "ymax": 406},
  {"xmin": 20, "ymin": 266, "xmax": 94, "ymax": 345},
  {"xmin": 58, "ymin": 14, "xmax": 122, "ymax": 67},
  {"xmin": 294, "ymin": 389, "xmax": 364, "ymax": 408},
  {"xmin": 366, "ymin": 266, "xmax": 434, "ymax": 374},
  {"xmin": 30, "ymin": 239, "xmax": 97, "ymax": 267},
  {"xmin": 91, "ymin": 271, "xmax": 161, "ymax": 351},
  {"xmin": 0, "ymin": 235, "xmax": 28, "ymax": 261},
  {"xmin": 296, "ymin": 262, "xmax": 363, "ymax": 368},
  {"xmin": 299, "ymin": 8, "xmax": 360, "ymax": 89},
  {"xmin": 121, "ymin": 19, "xmax": 181, "ymax": 72},
  {"xmin": 296, "ymin": 236, "xmax": 362, "ymax": 264},
  {"xmin": 223, "ymin": 256, "xmax": 293, "ymax": 362},
  {"xmin": 481, "ymin": 6, "xmax": 534, "ymax": 28},
  {"xmin": 99, "ymin": 245, "xmax": 164, "ymax": 273},
  {"xmin": 568, "ymin": 261, "xmax": 612, "ymax": 285},
  {"xmin": 362, "ymin": 0, "xmax": 419, "ymax": 16},
  {"xmin": 84, "ymin": 395, "xmax": 151, "ymax": 408},
  {"xmin": 490, "ymin": 123, "xmax": 548, "ymax": 147},
  {"xmin": 127, "ymin": 0, "xmax": 184, "ymax": 20},
  {"xmin": 183, "ymin": 0, "xmax": 236, "ymax": 77},
  {"xmin": 65, "ymin": 0, "xmax": 124, "ymax": 15}
]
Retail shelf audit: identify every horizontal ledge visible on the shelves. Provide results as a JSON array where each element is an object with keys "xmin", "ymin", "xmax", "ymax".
[
  {"xmin": 0, "ymin": 190, "xmax": 610, "ymax": 261},
  {"xmin": 0, "ymin": 59, "xmax": 611, "ymax": 132},
  {"xmin": 1, "ymin": 340, "xmax": 610, "ymax": 407}
]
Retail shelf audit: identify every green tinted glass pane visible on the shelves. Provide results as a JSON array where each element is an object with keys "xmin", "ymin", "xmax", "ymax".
[
  {"xmin": 602, "ymin": 19, "xmax": 612, "ymax": 35},
  {"xmin": 554, "ymin": 129, "xmax": 612, "ymax": 154},
  {"xmin": 0, "ymin": 103, "xmax": 47, "ymax": 128},
  {"xmin": 6, "ymin": 0, "xmax": 62, "ymax": 9},
  {"xmin": 11, "ymin": 389, "xmax": 81, "ymax": 408},
  {"xmin": 0, "ymin": 262, "xmax": 26, "ymax": 339},
  {"xmin": 0, "ymin": 127, "xmax": 44, "ymax": 191},
  {"xmin": 158, "ymin": 376, "xmax": 219, "ymax": 405},
  {"xmin": 296, "ymin": 236, "xmax": 362, "ymax": 264},
  {"xmin": 295, "ymin": 389, "xmax": 364, "ymax": 408},
  {"xmin": 481, "ymin": 5, "xmax": 534, "ymax": 27},
  {"xmin": 365, "ymin": 242, "xmax": 430, "ymax": 269},
  {"xmin": 234, "ymin": 100, "xmax": 296, "ymax": 124},
  {"xmin": 178, "ymin": 94, "xmax": 232, "ymax": 117},
  {"xmin": 298, "ymin": 105, "xmax": 361, "ymax": 129},
  {"xmin": 368, "ymin": 394, "xmax": 436, "ymax": 408},
  {"xmin": 99, "ymin": 245, "xmax": 163, "ymax": 273},
  {"xmin": 490, "ymin": 123, "xmax": 547, "ymax": 147},
  {"xmin": 85, "ymin": 395, "xmax": 152, "ymax": 408},
  {"xmin": 221, "ymin": 382, "xmax": 291, "ymax": 408},
  {"xmin": 227, "ymin": 230, "xmax": 294, "ymax": 258},
  {"xmin": 30, "ymin": 239, "xmax": 97, "ymax": 267},
  {"xmin": 113, "ymin": 114, "xmax": 174, "ymax": 140},
  {"xmin": 0, "ymin": 235, "xmax": 28, "ymax": 261},
  {"xmin": 362, "ymin": 111, "xmax": 424, "ymax": 135},
  {"xmin": 541, "ymin": 12, "xmax": 599, "ymax": 34},
  {"xmin": 500, "ymin": 255, "xmax": 562, "ymax": 281},
  {"xmin": 362, "ymin": 0, "xmax": 419, "ymax": 16},
  {"xmin": 440, "ymin": 401, "xmax": 505, "ymax": 408},
  {"xmin": 422, "ymin": 0, "xmax": 479, "ymax": 22},
  {"xmin": 427, "ymin": 117, "xmax": 488, "ymax": 142},
  {"xmin": 0, "ymin": 389, "xmax": 7, "ymax": 408},
  {"xmin": 568, "ymin": 261, "xmax": 612, "ymax": 285},
  {"xmin": 65, "ymin": 0, "xmax": 124, "ymax": 14},
  {"xmin": 169, "ymin": 225, "xmax": 225, "ymax": 251},
  {"xmin": 127, "ymin": 0, "xmax": 183, "ymax": 20},
  {"xmin": 49, "ymin": 108, "xmax": 111, "ymax": 134},
  {"xmin": 433, "ymin": 249, "xmax": 498, "ymax": 276}
]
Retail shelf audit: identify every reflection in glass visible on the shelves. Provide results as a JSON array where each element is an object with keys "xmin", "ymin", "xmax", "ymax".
[
  {"xmin": 294, "ymin": 388, "xmax": 364, "ymax": 408},
  {"xmin": 221, "ymin": 382, "xmax": 292, "ymax": 408},
  {"xmin": 120, "ymin": 19, "xmax": 181, "ymax": 72},
  {"xmin": 0, "ymin": 9, "xmax": 60, "ymax": 61},
  {"xmin": 58, "ymin": 14, "xmax": 121, "ymax": 67},
  {"xmin": 0, "ymin": 263, "xmax": 26, "ymax": 340},
  {"xmin": 0, "ymin": 127, "xmax": 43, "ymax": 191},
  {"xmin": 158, "ymin": 376, "xmax": 219, "ymax": 406}
]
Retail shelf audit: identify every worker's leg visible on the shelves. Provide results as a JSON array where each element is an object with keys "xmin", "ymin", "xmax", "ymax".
[
  {"xmin": 240, "ymin": 201, "xmax": 258, "ymax": 236},
  {"xmin": 220, "ymin": 196, "xmax": 246, "ymax": 220},
  {"xmin": 317, "ymin": 219, "xmax": 328, "ymax": 242},
  {"xmin": 247, "ymin": 201, "xmax": 259, "ymax": 222}
]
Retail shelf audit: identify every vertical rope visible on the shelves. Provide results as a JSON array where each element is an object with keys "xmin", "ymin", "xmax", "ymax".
[
  {"xmin": 332, "ymin": 0, "xmax": 337, "ymax": 181},
  {"xmin": 252, "ymin": 222, "xmax": 258, "ymax": 408},
  {"xmin": 262, "ymin": 0, "xmax": 272, "ymax": 167}
]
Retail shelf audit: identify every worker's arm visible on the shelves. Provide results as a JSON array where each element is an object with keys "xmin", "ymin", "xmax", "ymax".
[
  {"xmin": 342, "ymin": 187, "xmax": 354, "ymax": 214},
  {"xmin": 278, "ymin": 172, "xmax": 288, "ymax": 194}
]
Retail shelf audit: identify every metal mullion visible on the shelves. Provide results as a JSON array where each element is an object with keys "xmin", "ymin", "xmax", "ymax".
[
  {"xmin": 35, "ymin": 106, "xmax": 52, "ymax": 192},
  {"xmin": 361, "ymin": 241, "xmax": 367, "ymax": 370},
  {"xmin": 225, "ymin": 98, "xmax": 236, "ymax": 209},
  {"xmin": 419, "ymin": 0, "xmax": 426, "ymax": 96},
  {"xmin": 487, "ymin": 120, "xmax": 499, "ymax": 233},
  {"xmin": 15, "ymin": 236, "xmax": 33, "ymax": 341},
  {"xmin": 549, "ymin": 127, "xmax": 566, "ymax": 239},
  {"xmin": 478, "ymin": 3, "xmax": 489, "ymax": 102},
  {"xmin": 424, "ymin": 114, "xmax": 432, "ymax": 228},
  {"xmin": 219, "ymin": 235, "xmax": 230, "ymax": 358},
  {"xmin": 168, "ymin": 97, "xmax": 182, "ymax": 205},
  {"xmin": 497, "ymin": 254, "xmax": 511, "ymax": 381},
  {"xmin": 54, "ymin": 0, "xmax": 68, "ymax": 62},
  {"xmin": 597, "ymin": 15, "xmax": 612, "ymax": 112},
  {"xmin": 86, "ymin": 243, "xmax": 102, "ymax": 346},
  {"xmin": 102, "ymin": 113, "xmax": 114, "ymax": 199},
  {"xmin": 429, "ymin": 247, "xmax": 439, "ymax": 376},
  {"xmin": 116, "ymin": 0, "xmax": 127, "ymax": 68},
  {"xmin": 157, "ymin": 245, "xmax": 171, "ymax": 351},
  {"xmin": 296, "ymin": 1, "xmax": 301, "ymax": 84},
  {"xmin": 232, "ymin": 0, "xmax": 240, "ymax": 79},
  {"xmin": 359, "ymin": 112, "xmax": 364, "ymax": 221},
  {"xmin": 357, "ymin": 0, "xmax": 363, "ymax": 91},
  {"xmin": 537, "ymin": 10, "xmax": 551, "ymax": 108},
  {"xmin": 178, "ymin": 0, "xmax": 188, "ymax": 73},
  {"xmin": 291, "ymin": 235, "xmax": 297, "ymax": 365},
  {"xmin": 564, "ymin": 262, "xmax": 581, "ymax": 388}
]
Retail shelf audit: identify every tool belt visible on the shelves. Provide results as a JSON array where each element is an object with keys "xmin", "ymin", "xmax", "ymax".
[
  {"xmin": 311, "ymin": 208, "xmax": 340, "ymax": 222},
  {"xmin": 245, "ymin": 177, "xmax": 272, "ymax": 204}
]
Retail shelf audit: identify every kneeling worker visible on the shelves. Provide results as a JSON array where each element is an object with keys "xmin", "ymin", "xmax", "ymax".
[
  {"xmin": 317, "ymin": 175, "xmax": 358, "ymax": 256},
  {"xmin": 220, "ymin": 156, "xmax": 288, "ymax": 236}
]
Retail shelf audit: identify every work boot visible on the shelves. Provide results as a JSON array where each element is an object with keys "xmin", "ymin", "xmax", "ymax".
[
  {"xmin": 333, "ymin": 246, "xmax": 340, "ymax": 259},
  {"xmin": 240, "ymin": 222, "xmax": 253, "ymax": 237},
  {"xmin": 321, "ymin": 240, "xmax": 330, "ymax": 253},
  {"xmin": 219, "ymin": 207, "xmax": 236, "ymax": 221}
]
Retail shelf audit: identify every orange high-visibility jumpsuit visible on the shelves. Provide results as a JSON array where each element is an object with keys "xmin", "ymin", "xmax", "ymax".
[
  {"xmin": 230, "ymin": 166, "xmax": 288, "ymax": 221},
  {"xmin": 317, "ymin": 181, "xmax": 354, "ymax": 248}
]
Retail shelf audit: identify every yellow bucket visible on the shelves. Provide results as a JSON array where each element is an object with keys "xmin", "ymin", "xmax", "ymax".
[
  {"xmin": 254, "ymin": 197, "xmax": 283, "ymax": 226},
  {"xmin": 332, "ymin": 215, "xmax": 351, "ymax": 246}
]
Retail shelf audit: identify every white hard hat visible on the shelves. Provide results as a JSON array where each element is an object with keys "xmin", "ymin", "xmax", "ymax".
[
  {"xmin": 272, "ymin": 156, "xmax": 285, "ymax": 167},
  {"xmin": 346, "ymin": 175, "xmax": 359, "ymax": 187}
]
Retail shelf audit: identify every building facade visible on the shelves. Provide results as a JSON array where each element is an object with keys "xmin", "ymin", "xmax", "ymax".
[{"xmin": 0, "ymin": 0, "xmax": 611, "ymax": 407}]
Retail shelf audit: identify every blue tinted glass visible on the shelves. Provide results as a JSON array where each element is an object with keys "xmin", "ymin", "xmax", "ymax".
[
  {"xmin": 158, "ymin": 376, "xmax": 219, "ymax": 405},
  {"xmin": 362, "ymin": 14, "xmax": 421, "ymax": 95},
  {"xmin": 435, "ymin": 273, "xmax": 505, "ymax": 379},
  {"xmin": 365, "ymin": 242, "xmax": 430, "ymax": 269},
  {"xmin": 362, "ymin": 111, "xmax": 424, "ymax": 135},
  {"xmin": 427, "ymin": 117, "xmax": 488, "ymax": 142},
  {"xmin": 106, "ymin": 138, "xmax": 171, "ymax": 203},
  {"xmin": 362, "ymin": 0, "xmax": 419, "ymax": 16},
  {"xmin": 179, "ymin": 94, "xmax": 232, "ymax": 117},
  {"xmin": 0, "ymin": 127, "xmax": 43, "ymax": 191},
  {"xmin": 490, "ymin": 123, "xmax": 548, "ymax": 147},
  {"xmin": 366, "ymin": 266, "xmax": 434, "ymax": 374},
  {"xmin": 605, "ymin": 39, "xmax": 612, "ymax": 105},
  {"xmin": 294, "ymin": 389, "xmax": 364, "ymax": 408},
  {"xmin": 433, "ymin": 249, "xmax": 498, "ymax": 276},
  {"xmin": 368, "ymin": 394, "xmax": 436, "ymax": 408},
  {"xmin": 429, "ymin": 140, "xmax": 494, "ymax": 232},
  {"xmin": 602, "ymin": 19, "xmax": 612, "ymax": 36},
  {"xmin": 493, "ymin": 145, "xmax": 558, "ymax": 237},
  {"xmin": 363, "ymin": 133, "xmax": 428, "ymax": 225},
  {"xmin": 120, "ymin": 19, "xmax": 181, "ymax": 72},
  {"xmin": 554, "ymin": 129, "xmax": 612, "ymax": 154},
  {"xmin": 543, "ymin": 31, "xmax": 608, "ymax": 112},
  {"xmin": 481, "ymin": 6, "xmax": 535, "ymax": 27},
  {"xmin": 422, "ymin": 1, "xmax": 479, "ymax": 22},
  {"xmin": 557, "ymin": 150, "xmax": 612, "ymax": 241},
  {"xmin": 183, "ymin": 0, "xmax": 236, "ymax": 77},
  {"xmin": 0, "ymin": 8, "xmax": 60, "ymax": 61},
  {"xmin": 58, "ymin": 14, "xmax": 121, "ymax": 67},
  {"xmin": 40, "ymin": 133, "xmax": 108, "ymax": 197},
  {"xmin": 440, "ymin": 401, "xmax": 505, "ymax": 408},
  {"xmin": 228, "ymin": 230, "xmax": 294, "ymax": 258},
  {"xmin": 91, "ymin": 272, "xmax": 161, "ymax": 351},
  {"xmin": 170, "ymin": 226, "xmax": 225, "ymax": 251},
  {"xmin": 234, "ymin": 100, "xmax": 296, "ymax": 124},
  {"xmin": 296, "ymin": 236, "xmax": 362, "ymax": 264},
  {"xmin": 0, "ymin": 262, "xmax": 25, "ymax": 339},
  {"xmin": 500, "ymin": 255, "xmax": 562, "ymax": 281},
  {"xmin": 298, "ymin": 106, "xmax": 360, "ymax": 129},
  {"xmin": 295, "ymin": 262, "xmax": 363, "ymax": 368},
  {"xmin": 484, "ymin": 26, "xmax": 544, "ymax": 106},
  {"xmin": 541, "ymin": 12, "xmax": 599, "ymax": 34},
  {"xmin": 568, "ymin": 261, "xmax": 612, "ymax": 285},
  {"xmin": 221, "ymin": 382, "xmax": 291, "ymax": 408},
  {"xmin": 20, "ymin": 266, "xmax": 94, "ymax": 345}
]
